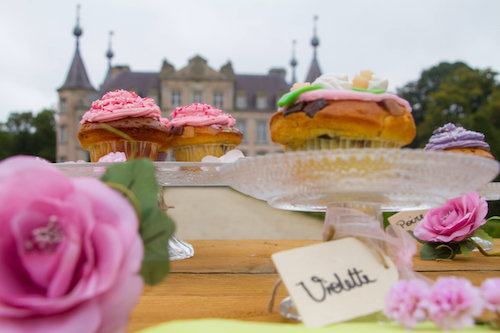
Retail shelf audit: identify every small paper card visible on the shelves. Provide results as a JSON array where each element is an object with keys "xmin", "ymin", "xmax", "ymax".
[
  {"xmin": 271, "ymin": 237, "xmax": 398, "ymax": 328},
  {"xmin": 387, "ymin": 209, "xmax": 428, "ymax": 231}
]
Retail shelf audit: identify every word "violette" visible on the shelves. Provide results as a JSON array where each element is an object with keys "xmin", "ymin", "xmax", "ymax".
[{"xmin": 296, "ymin": 267, "xmax": 377, "ymax": 302}]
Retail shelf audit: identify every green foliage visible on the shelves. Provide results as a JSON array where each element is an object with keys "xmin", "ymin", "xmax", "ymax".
[
  {"xmin": 472, "ymin": 228, "xmax": 494, "ymax": 243},
  {"xmin": 0, "ymin": 110, "xmax": 56, "ymax": 161},
  {"xmin": 31, "ymin": 110, "xmax": 56, "ymax": 161},
  {"xmin": 482, "ymin": 216, "xmax": 500, "ymax": 238},
  {"xmin": 397, "ymin": 61, "xmax": 470, "ymax": 139},
  {"xmin": 418, "ymin": 229, "xmax": 494, "ymax": 260},
  {"xmin": 458, "ymin": 239, "xmax": 477, "ymax": 256},
  {"xmin": 397, "ymin": 61, "xmax": 500, "ymax": 215},
  {"xmin": 419, "ymin": 242, "xmax": 460, "ymax": 260},
  {"xmin": 397, "ymin": 62, "xmax": 499, "ymax": 149},
  {"xmin": 101, "ymin": 159, "xmax": 176, "ymax": 285}
]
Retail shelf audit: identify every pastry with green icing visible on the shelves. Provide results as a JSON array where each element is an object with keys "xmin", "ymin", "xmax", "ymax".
[{"xmin": 270, "ymin": 71, "xmax": 416, "ymax": 151}]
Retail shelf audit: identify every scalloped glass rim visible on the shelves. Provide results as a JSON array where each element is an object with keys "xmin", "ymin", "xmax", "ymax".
[
  {"xmin": 54, "ymin": 161, "xmax": 228, "ymax": 186},
  {"xmin": 477, "ymin": 181, "xmax": 500, "ymax": 201},
  {"xmin": 220, "ymin": 149, "xmax": 500, "ymax": 212}
]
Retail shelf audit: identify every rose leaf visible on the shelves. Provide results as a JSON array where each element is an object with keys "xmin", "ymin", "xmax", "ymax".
[
  {"xmin": 140, "ymin": 206, "xmax": 176, "ymax": 285},
  {"xmin": 459, "ymin": 239, "xmax": 477, "ymax": 256},
  {"xmin": 101, "ymin": 159, "xmax": 158, "ymax": 214},
  {"xmin": 472, "ymin": 228, "xmax": 494, "ymax": 244},
  {"xmin": 420, "ymin": 242, "xmax": 459, "ymax": 260}
]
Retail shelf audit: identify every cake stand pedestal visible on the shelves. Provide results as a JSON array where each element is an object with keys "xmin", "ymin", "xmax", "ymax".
[
  {"xmin": 55, "ymin": 161, "xmax": 227, "ymax": 261},
  {"xmin": 220, "ymin": 149, "xmax": 500, "ymax": 320}
]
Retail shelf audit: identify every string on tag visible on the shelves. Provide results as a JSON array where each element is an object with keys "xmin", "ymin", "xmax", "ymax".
[
  {"xmin": 324, "ymin": 224, "xmax": 389, "ymax": 269},
  {"xmin": 267, "ymin": 278, "xmax": 282, "ymax": 313}
]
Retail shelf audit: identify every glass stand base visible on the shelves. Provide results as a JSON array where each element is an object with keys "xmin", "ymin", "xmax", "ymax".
[
  {"xmin": 168, "ymin": 235, "xmax": 194, "ymax": 260},
  {"xmin": 279, "ymin": 296, "xmax": 300, "ymax": 320}
]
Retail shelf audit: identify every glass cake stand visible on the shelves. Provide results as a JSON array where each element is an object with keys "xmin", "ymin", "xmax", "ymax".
[
  {"xmin": 220, "ymin": 148, "xmax": 500, "ymax": 320},
  {"xmin": 55, "ymin": 161, "xmax": 228, "ymax": 261}
]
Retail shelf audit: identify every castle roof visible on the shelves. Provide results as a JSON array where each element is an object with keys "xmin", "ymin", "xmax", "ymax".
[
  {"xmin": 304, "ymin": 15, "xmax": 322, "ymax": 83},
  {"xmin": 305, "ymin": 57, "xmax": 322, "ymax": 83},
  {"xmin": 98, "ymin": 67, "xmax": 289, "ymax": 110},
  {"xmin": 235, "ymin": 73, "xmax": 289, "ymax": 110},
  {"xmin": 59, "ymin": 6, "xmax": 94, "ymax": 91},
  {"xmin": 99, "ymin": 71, "xmax": 160, "ymax": 97},
  {"xmin": 59, "ymin": 48, "xmax": 94, "ymax": 91}
]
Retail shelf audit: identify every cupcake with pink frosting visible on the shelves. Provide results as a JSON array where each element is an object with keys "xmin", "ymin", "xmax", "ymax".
[
  {"xmin": 167, "ymin": 103, "xmax": 243, "ymax": 161},
  {"xmin": 78, "ymin": 90, "xmax": 171, "ymax": 162}
]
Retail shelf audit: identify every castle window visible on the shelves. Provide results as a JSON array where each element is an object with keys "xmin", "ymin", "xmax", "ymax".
[
  {"xmin": 213, "ymin": 92, "xmax": 224, "ymax": 109},
  {"xmin": 235, "ymin": 119, "xmax": 247, "ymax": 143},
  {"xmin": 256, "ymin": 120, "xmax": 267, "ymax": 143},
  {"xmin": 236, "ymin": 91, "xmax": 246, "ymax": 109},
  {"xmin": 256, "ymin": 93, "xmax": 267, "ymax": 110},
  {"xmin": 192, "ymin": 90, "xmax": 203, "ymax": 103},
  {"xmin": 60, "ymin": 98, "xmax": 67, "ymax": 114},
  {"xmin": 171, "ymin": 91, "xmax": 182, "ymax": 108},
  {"xmin": 59, "ymin": 125, "xmax": 67, "ymax": 144}
]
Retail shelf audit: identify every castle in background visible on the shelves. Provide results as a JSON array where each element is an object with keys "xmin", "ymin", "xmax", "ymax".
[{"xmin": 56, "ymin": 10, "xmax": 322, "ymax": 162}]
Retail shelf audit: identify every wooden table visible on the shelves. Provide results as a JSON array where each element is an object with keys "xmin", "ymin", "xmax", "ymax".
[{"xmin": 127, "ymin": 239, "xmax": 500, "ymax": 332}]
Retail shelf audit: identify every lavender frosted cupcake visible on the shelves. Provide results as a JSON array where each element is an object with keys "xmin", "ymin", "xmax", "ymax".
[{"xmin": 424, "ymin": 123, "xmax": 494, "ymax": 159}]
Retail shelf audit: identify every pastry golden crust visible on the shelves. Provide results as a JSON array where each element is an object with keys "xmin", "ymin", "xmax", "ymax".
[
  {"xmin": 78, "ymin": 117, "xmax": 171, "ymax": 161},
  {"xmin": 445, "ymin": 148, "xmax": 494, "ymax": 159},
  {"xmin": 78, "ymin": 117, "xmax": 170, "ymax": 148},
  {"xmin": 270, "ymin": 100, "xmax": 415, "ymax": 150},
  {"xmin": 168, "ymin": 126, "xmax": 243, "ymax": 147}
]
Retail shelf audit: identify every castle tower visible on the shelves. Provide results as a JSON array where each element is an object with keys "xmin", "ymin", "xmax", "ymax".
[
  {"xmin": 290, "ymin": 40, "xmax": 298, "ymax": 85},
  {"xmin": 106, "ymin": 31, "xmax": 114, "ymax": 72},
  {"xmin": 57, "ymin": 5, "xmax": 97, "ymax": 162},
  {"xmin": 304, "ymin": 15, "xmax": 322, "ymax": 83}
]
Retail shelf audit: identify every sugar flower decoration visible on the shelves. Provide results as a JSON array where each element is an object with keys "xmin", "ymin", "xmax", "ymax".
[
  {"xmin": 384, "ymin": 279, "xmax": 430, "ymax": 329},
  {"xmin": 201, "ymin": 149, "xmax": 245, "ymax": 163},
  {"xmin": 98, "ymin": 151, "xmax": 127, "ymax": 163},
  {"xmin": 425, "ymin": 277, "xmax": 483, "ymax": 330},
  {"xmin": 481, "ymin": 278, "xmax": 500, "ymax": 312}
]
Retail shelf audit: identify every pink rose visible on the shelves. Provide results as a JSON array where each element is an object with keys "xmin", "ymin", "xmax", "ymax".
[
  {"xmin": 425, "ymin": 277, "xmax": 484, "ymax": 330},
  {"xmin": 481, "ymin": 278, "xmax": 500, "ymax": 312},
  {"xmin": 384, "ymin": 278, "xmax": 430, "ymax": 329},
  {"xmin": 414, "ymin": 191, "xmax": 488, "ymax": 243},
  {"xmin": 0, "ymin": 156, "xmax": 143, "ymax": 333}
]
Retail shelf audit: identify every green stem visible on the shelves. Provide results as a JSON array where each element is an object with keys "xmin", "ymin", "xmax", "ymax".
[
  {"xmin": 471, "ymin": 239, "xmax": 500, "ymax": 256},
  {"xmin": 435, "ymin": 244, "xmax": 456, "ymax": 260},
  {"xmin": 99, "ymin": 123, "xmax": 137, "ymax": 160},
  {"xmin": 105, "ymin": 182, "xmax": 141, "ymax": 222}
]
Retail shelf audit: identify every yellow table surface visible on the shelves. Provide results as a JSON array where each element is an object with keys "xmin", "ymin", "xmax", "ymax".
[{"xmin": 127, "ymin": 239, "xmax": 500, "ymax": 332}]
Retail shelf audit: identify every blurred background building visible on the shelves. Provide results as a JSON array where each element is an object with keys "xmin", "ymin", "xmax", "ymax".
[{"xmin": 56, "ymin": 10, "xmax": 322, "ymax": 162}]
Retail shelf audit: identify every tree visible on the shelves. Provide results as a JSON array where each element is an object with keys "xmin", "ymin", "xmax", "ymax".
[
  {"xmin": 0, "ymin": 109, "xmax": 56, "ymax": 162},
  {"xmin": 397, "ymin": 61, "xmax": 500, "ymax": 217},
  {"xmin": 5, "ymin": 112, "xmax": 35, "ymax": 156},
  {"xmin": 397, "ymin": 62, "xmax": 498, "ymax": 148},
  {"xmin": 31, "ymin": 110, "xmax": 56, "ymax": 161},
  {"xmin": 0, "ymin": 130, "xmax": 14, "ymax": 160},
  {"xmin": 397, "ymin": 62, "xmax": 470, "ymax": 147},
  {"xmin": 417, "ymin": 66, "xmax": 497, "ymax": 146}
]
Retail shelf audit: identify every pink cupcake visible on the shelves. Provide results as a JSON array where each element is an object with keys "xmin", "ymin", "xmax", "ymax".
[
  {"xmin": 78, "ymin": 90, "xmax": 171, "ymax": 162},
  {"xmin": 167, "ymin": 103, "xmax": 243, "ymax": 162}
]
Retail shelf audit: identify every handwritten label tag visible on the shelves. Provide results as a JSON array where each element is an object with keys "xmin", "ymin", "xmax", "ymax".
[
  {"xmin": 271, "ymin": 237, "xmax": 398, "ymax": 328},
  {"xmin": 387, "ymin": 209, "xmax": 428, "ymax": 231}
]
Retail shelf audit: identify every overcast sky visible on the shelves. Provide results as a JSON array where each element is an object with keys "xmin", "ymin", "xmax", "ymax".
[{"xmin": 1, "ymin": 0, "xmax": 500, "ymax": 123}]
